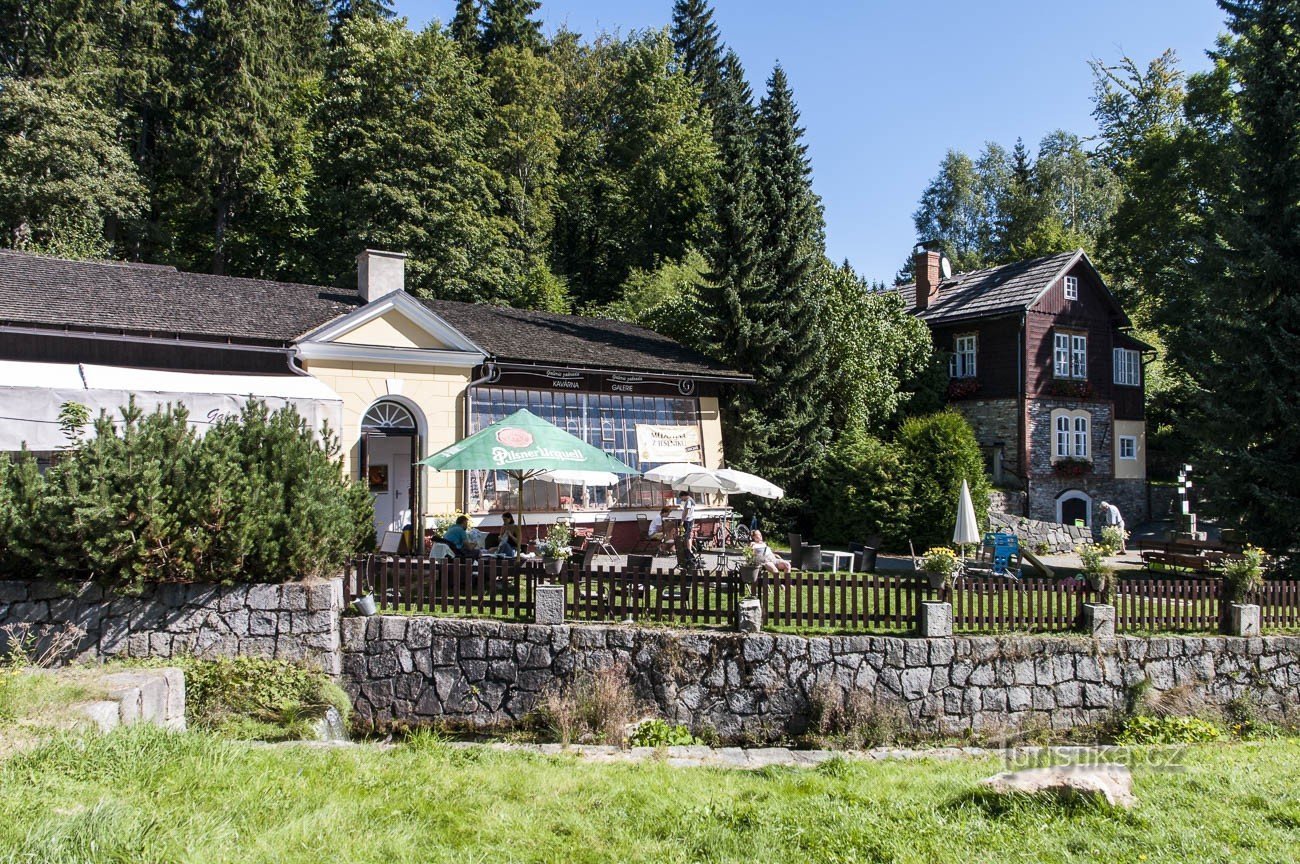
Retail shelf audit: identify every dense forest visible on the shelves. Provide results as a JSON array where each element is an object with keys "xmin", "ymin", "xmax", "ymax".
[{"xmin": 3, "ymin": 0, "xmax": 1299, "ymax": 561}]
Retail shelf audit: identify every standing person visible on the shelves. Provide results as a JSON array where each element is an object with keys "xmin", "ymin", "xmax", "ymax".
[
  {"xmin": 1099, "ymin": 501, "xmax": 1127, "ymax": 553},
  {"xmin": 677, "ymin": 489, "xmax": 696, "ymax": 554}
]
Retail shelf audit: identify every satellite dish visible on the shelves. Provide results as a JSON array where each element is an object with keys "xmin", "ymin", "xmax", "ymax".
[{"xmin": 940, "ymin": 255, "xmax": 953, "ymax": 279}]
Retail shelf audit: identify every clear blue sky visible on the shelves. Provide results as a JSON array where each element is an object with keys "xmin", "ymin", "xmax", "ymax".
[{"xmin": 395, "ymin": 0, "xmax": 1228, "ymax": 284}]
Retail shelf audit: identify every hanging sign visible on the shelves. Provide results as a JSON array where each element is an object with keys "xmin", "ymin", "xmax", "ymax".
[{"xmin": 635, "ymin": 424, "xmax": 703, "ymax": 464}]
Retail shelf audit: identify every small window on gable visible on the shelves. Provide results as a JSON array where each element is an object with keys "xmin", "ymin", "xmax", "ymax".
[
  {"xmin": 1064, "ymin": 275, "xmax": 1079, "ymax": 300},
  {"xmin": 949, "ymin": 333, "xmax": 977, "ymax": 378},
  {"xmin": 1119, "ymin": 435, "xmax": 1137, "ymax": 460}
]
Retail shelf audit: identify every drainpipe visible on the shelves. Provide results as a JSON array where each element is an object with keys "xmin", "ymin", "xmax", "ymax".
[{"xmin": 460, "ymin": 360, "xmax": 498, "ymax": 512}]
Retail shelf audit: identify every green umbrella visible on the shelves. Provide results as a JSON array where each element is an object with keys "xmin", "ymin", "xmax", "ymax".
[{"xmin": 418, "ymin": 409, "xmax": 638, "ymax": 524}]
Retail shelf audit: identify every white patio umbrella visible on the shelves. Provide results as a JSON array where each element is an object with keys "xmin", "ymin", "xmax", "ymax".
[
  {"xmin": 953, "ymin": 478, "xmax": 981, "ymax": 558},
  {"xmin": 642, "ymin": 463, "xmax": 739, "ymax": 495},
  {"xmin": 534, "ymin": 469, "xmax": 620, "ymax": 487},
  {"xmin": 715, "ymin": 467, "xmax": 784, "ymax": 500}
]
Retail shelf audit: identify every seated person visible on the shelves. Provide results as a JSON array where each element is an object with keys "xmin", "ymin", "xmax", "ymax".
[
  {"xmin": 750, "ymin": 530, "xmax": 790, "ymax": 574},
  {"xmin": 441, "ymin": 515, "xmax": 480, "ymax": 559},
  {"xmin": 648, "ymin": 505, "xmax": 674, "ymax": 541},
  {"xmin": 495, "ymin": 511, "xmax": 521, "ymax": 558}
]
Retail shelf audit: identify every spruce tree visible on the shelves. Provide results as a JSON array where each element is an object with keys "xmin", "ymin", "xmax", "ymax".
[
  {"xmin": 481, "ymin": 0, "xmax": 543, "ymax": 54},
  {"xmin": 670, "ymin": 0, "xmax": 723, "ymax": 110},
  {"xmin": 703, "ymin": 50, "xmax": 762, "ymax": 369},
  {"xmin": 450, "ymin": 0, "xmax": 482, "ymax": 49},
  {"xmin": 1175, "ymin": 0, "xmax": 1300, "ymax": 565},
  {"xmin": 731, "ymin": 64, "xmax": 831, "ymax": 499}
]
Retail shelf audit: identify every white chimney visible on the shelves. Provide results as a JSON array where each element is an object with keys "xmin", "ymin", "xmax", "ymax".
[{"xmin": 356, "ymin": 249, "xmax": 406, "ymax": 302}]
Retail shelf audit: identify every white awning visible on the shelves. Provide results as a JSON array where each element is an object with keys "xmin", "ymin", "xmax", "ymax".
[{"xmin": 0, "ymin": 361, "xmax": 344, "ymax": 452}]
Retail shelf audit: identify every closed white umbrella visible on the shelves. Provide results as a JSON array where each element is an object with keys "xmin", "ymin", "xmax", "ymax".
[
  {"xmin": 953, "ymin": 479, "xmax": 981, "ymax": 557},
  {"xmin": 715, "ymin": 467, "xmax": 784, "ymax": 500}
]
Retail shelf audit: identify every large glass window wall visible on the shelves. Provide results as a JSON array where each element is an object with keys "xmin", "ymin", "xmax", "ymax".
[{"xmin": 467, "ymin": 387, "xmax": 703, "ymax": 513}]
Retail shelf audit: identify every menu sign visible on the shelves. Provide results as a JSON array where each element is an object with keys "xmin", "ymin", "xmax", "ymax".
[
  {"xmin": 636, "ymin": 424, "xmax": 703, "ymax": 464},
  {"xmin": 490, "ymin": 367, "xmax": 699, "ymax": 397}
]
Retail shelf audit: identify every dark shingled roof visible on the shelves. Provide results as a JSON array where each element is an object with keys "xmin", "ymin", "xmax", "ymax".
[
  {"xmin": 897, "ymin": 250, "xmax": 1081, "ymax": 323},
  {"xmin": 0, "ymin": 250, "xmax": 746, "ymax": 378},
  {"xmin": 422, "ymin": 299, "xmax": 748, "ymax": 379},
  {"xmin": 0, "ymin": 249, "xmax": 360, "ymax": 344}
]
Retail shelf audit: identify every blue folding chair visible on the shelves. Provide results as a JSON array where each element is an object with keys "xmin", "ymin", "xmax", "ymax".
[{"xmin": 991, "ymin": 533, "xmax": 1021, "ymax": 578}]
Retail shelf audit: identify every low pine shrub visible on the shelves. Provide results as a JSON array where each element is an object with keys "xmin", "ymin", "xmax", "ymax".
[{"xmin": 0, "ymin": 399, "xmax": 373, "ymax": 588}]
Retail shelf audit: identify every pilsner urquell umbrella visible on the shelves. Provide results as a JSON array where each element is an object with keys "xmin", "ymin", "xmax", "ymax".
[{"xmin": 417, "ymin": 409, "xmax": 638, "ymax": 525}]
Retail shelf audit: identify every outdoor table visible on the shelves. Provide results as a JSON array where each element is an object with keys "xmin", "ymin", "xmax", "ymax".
[
  {"xmin": 822, "ymin": 550, "xmax": 855, "ymax": 573},
  {"xmin": 429, "ymin": 542, "xmax": 454, "ymax": 560}
]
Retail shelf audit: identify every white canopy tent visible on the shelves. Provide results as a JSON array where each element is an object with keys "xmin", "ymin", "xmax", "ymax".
[{"xmin": 0, "ymin": 361, "xmax": 344, "ymax": 452}]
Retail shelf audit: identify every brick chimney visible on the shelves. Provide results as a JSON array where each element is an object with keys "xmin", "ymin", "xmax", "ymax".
[
  {"xmin": 914, "ymin": 248, "xmax": 942, "ymax": 311},
  {"xmin": 356, "ymin": 249, "xmax": 407, "ymax": 302}
]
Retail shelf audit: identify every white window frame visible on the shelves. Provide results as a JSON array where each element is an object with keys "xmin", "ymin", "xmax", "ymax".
[
  {"xmin": 1054, "ymin": 331, "xmax": 1087, "ymax": 379},
  {"xmin": 1064, "ymin": 275, "xmax": 1079, "ymax": 301},
  {"xmin": 1119, "ymin": 435, "xmax": 1138, "ymax": 460},
  {"xmin": 1113, "ymin": 347, "xmax": 1141, "ymax": 387},
  {"xmin": 1055, "ymin": 415, "xmax": 1071, "ymax": 458},
  {"xmin": 1073, "ymin": 415, "xmax": 1089, "ymax": 458},
  {"xmin": 949, "ymin": 333, "xmax": 977, "ymax": 379}
]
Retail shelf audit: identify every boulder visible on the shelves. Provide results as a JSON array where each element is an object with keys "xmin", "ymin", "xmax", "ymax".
[{"xmin": 980, "ymin": 763, "xmax": 1136, "ymax": 808}]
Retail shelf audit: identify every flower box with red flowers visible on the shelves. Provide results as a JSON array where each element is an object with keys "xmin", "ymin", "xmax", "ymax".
[
  {"xmin": 1049, "ymin": 380, "xmax": 1095, "ymax": 399},
  {"xmin": 946, "ymin": 378, "xmax": 983, "ymax": 400},
  {"xmin": 1052, "ymin": 458, "xmax": 1093, "ymax": 477}
]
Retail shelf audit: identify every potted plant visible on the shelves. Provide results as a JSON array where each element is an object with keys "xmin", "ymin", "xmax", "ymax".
[
  {"xmin": 920, "ymin": 546, "xmax": 959, "ymax": 590},
  {"xmin": 538, "ymin": 523, "xmax": 574, "ymax": 578},
  {"xmin": 1077, "ymin": 543, "xmax": 1115, "ymax": 601},
  {"xmin": 738, "ymin": 545, "xmax": 762, "ymax": 585},
  {"xmin": 1219, "ymin": 545, "xmax": 1266, "ymax": 603},
  {"xmin": 1098, "ymin": 525, "xmax": 1127, "ymax": 557}
]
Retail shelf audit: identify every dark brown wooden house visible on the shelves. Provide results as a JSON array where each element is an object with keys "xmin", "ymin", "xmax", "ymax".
[{"xmin": 899, "ymin": 248, "xmax": 1150, "ymax": 527}]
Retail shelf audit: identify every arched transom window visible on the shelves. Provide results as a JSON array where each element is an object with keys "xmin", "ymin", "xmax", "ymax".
[{"xmin": 362, "ymin": 401, "xmax": 416, "ymax": 431}]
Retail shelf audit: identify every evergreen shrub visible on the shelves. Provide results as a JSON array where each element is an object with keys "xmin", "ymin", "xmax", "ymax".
[{"xmin": 0, "ymin": 399, "xmax": 373, "ymax": 588}]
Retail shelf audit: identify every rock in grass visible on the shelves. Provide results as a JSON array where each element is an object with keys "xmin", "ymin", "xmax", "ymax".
[{"xmin": 980, "ymin": 764, "xmax": 1136, "ymax": 808}]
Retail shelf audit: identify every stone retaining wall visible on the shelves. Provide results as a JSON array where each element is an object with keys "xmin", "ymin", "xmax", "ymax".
[
  {"xmin": 342, "ymin": 616, "xmax": 1300, "ymax": 741},
  {"xmin": 0, "ymin": 578, "xmax": 344, "ymax": 675},
  {"xmin": 988, "ymin": 511, "xmax": 1091, "ymax": 553}
]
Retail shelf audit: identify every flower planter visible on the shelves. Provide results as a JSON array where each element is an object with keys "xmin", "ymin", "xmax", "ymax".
[
  {"xmin": 924, "ymin": 572, "xmax": 950, "ymax": 590},
  {"xmin": 738, "ymin": 564, "xmax": 761, "ymax": 585},
  {"xmin": 542, "ymin": 557, "xmax": 567, "ymax": 577}
]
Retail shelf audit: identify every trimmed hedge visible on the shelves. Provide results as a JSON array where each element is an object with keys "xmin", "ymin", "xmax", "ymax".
[{"xmin": 0, "ymin": 399, "xmax": 373, "ymax": 589}]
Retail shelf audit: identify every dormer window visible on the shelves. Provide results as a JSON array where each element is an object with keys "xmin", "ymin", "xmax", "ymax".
[{"xmin": 1064, "ymin": 275, "xmax": 1079, "ymax": 301}]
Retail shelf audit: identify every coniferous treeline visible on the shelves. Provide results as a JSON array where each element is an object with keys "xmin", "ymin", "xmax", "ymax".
[{"xmin": 0, "ymin": 0, "xmax": 936, "ymax": 515}]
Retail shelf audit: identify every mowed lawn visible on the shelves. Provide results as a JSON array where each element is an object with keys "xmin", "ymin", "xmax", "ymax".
[{"xmin": 2, "ymin": 730, "xmax": 1300, "ymax": 863}]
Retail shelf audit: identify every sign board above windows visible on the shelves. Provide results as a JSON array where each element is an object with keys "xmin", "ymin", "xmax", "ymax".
[
  {"xmin": 635, "ymin": 424, "xmax": 703, "ymax": 464},
  {"xmin": 489, "ymin": 366, "xmax": 702, "ymax": 397}
]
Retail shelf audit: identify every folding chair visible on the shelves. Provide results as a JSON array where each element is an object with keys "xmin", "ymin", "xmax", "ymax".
[{"xmin": 589, "ymin": 517, "xmax": 618, "ymax": 558}]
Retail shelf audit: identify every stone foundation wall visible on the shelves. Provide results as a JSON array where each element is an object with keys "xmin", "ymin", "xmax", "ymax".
[
  {"xmin": 342, "ymin": 617, "xmax": 1300, "ymax": 741},
  {"xmin": 952, "ymin": 399, "xmax": 1021, "ymax": 480},
  {"xmin": 988, "ymin": 489, "xmax": 1027, "ymax": 516},
  {"xmin": 989, "ymin": 511, "xmax": 1091, "ymax": 554},
  {"xmin": 0, "ymin": 578, "xmax": 344, "ymax": 675}
]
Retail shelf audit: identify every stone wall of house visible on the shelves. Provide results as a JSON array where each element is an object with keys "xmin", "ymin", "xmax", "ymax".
[
  {"xmin": 0, "ymin": 578, "xmax": 344, "ymax": 675},
  {"xmin": 1025, "ymin": 398, "xmax": 1148, "ymax": 525},
  {"xmin": 342, "ymin": 617, "xmax": 1300, "ymax": 741},
  {"xmin": 952, "ymin": 399, "xmax": 1020, "ymax": 481},
  {"xmin": 988, "ymin": 511, "xmax": 1091, "ymax": 554},
  {"xmin": 988, "ymin": 489, "xmax": 1027, "ymax": 517}
]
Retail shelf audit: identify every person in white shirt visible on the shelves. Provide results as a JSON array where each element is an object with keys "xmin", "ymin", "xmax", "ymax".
[
  {"xmin": 647, "ymin": 505, "xmax": 673, "ymax": 541},
  {"xmin": 677, "ymin": 490, "xmax": 696, "ymax": 553},
  {"xmin": 749, "ymin": 530, "xmax": 790, "ymax": 574},
  {"xmin": 1099, "ymin": 500, "xmax": 1127, "ymax": 552}
]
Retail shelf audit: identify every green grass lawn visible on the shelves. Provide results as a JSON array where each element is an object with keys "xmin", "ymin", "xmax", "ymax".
[{"xmin": 3, "ymin": 728, "xmax": 1300, "ymax": 863}]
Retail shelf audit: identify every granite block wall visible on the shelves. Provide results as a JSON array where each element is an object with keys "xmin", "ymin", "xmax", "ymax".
[
  {"xmin": 988, "ymin": 511, "xmax": 1091, "ymax": 554},
  {"xmin": 342, "ymin": 617, "xmax": 1300, "ymax": 741},
  {"xmin": 0, "ymin": 578, "xmax": 344, "ymax": 674}
]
